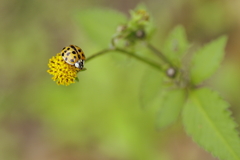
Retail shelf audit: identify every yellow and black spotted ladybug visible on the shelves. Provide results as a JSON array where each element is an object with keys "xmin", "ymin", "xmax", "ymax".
[{"xmin": 61, "ymin": 45, "xmax": 86, "ymax": 69}]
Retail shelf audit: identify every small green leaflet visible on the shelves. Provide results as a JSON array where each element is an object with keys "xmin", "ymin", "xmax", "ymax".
[
  {"xmin": 182, "ymin": 88, "xmax": 240, "ymax": 160},
  {"xmin": 162, "ymin": 25, "xmax": 189, "ymax": 66},
  {"xmin": 75, "ymin": 77, "xmax": 79, "ymax": 82},
  {"xmin": 157, "ymin": 89, "xmax": 186, "ymax": 129},
  {"xmin": 190, "ymin": 36, "xmax": 227, "ymax": 85}
]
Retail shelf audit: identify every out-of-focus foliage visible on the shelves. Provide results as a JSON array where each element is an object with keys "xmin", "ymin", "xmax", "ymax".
[
  {"xmin": 162, "ymin": 25, "xmax": 189, "ymax": 66},
  {"xmin": 138, "ymin": 22, "xmax": 239, "ymax": 160},
  {"xmin": 1, "ymin": 0, "xmax": 240, "ymax": 160},
  {"xmin": 157, "ymin": 89, "xmax": 186, "ymax": 129},
  {"xmin": 75, "ymin": 8, "xmax": 127, "ymax": 47},
  {"xmin": 190, "ymin": 36, "xmax": 227, "ymax": 85},
  {"xmin": 183, "ymin": 88, "xmax": 240, "ymax": 160}
]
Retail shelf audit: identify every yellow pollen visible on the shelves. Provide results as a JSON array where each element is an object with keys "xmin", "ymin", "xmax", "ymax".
[{"xmin": 47, "ymin": 53, "xmax": 81, "ymax": 86}]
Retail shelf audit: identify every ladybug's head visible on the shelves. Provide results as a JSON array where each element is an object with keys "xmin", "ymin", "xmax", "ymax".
[{"xmin": 74, "ymin": 60, "xmax": 84, "ymax": 69}]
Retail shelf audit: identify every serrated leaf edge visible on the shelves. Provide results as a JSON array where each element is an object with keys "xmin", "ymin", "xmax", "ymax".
[{"xmin": 187, "ymin": 89, "xmax": 240, "ymax": 160}]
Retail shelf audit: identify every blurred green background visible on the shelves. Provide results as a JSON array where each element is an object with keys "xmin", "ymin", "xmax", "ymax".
[{"xmin": 1, "ymin": 0, "xmax": 240, "ymax": 160}]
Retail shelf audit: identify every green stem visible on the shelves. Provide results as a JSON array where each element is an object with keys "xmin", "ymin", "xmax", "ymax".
[
  {"xmin": 85, "ymin": 48, "xmax": 112, "ymax": 62},
  {"xmin": 85, "ymin": 47, "xmax": 163, "ymax": 71},
  {"xmin": 146, "ymin": 43, "xmax": 174, "ymax": 67},
  {"xmin": 115, "ymin": 48, "xmax": 163, "ymax": 71}
]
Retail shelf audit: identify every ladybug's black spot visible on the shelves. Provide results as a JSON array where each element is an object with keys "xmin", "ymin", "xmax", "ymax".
[
  {"xmin": 62, "ymin": 47, "xmax": 66, "ymax": 50},
  {"xmin": 62, "ymin": 53, "xmax": 64, "ymax": 56},
  {"xmin": 78, "ymin": 54, "xmax": 81, "ymax": 59},
  {"xmin": 64, "ymin": 57, "xmax": 68, "ymax": 61},
  {"xmin": 66, "ymin": 52, "xmax": 71, "ymax": 56},
  {"xmin": 74, "ymin": 56, "xmax": 76, "ymax": 59},
  {"xmin": 72, "ymin": 51, "xmax": 76, "ymax": 54},
  {"xmin": 64, "ymin": 50, "xmax": 67, "ymax": 53},
  {"xmin": 81, "ymin": 53, "xmax": 85, "ymax": 58},
  {"xmin": 71, "ymin": 45, "xmax": 78, "ymax": 53},
  {"xmin": 70, "ymin": 59, "xmax": 74, "ymax": 62},
  {"xmin": 67, "ymin": 48, "xmax": 70, "ymax": 50},
  {"xmin": 78, "ymin": 49, "xmax": 82, "ymax": 52}
]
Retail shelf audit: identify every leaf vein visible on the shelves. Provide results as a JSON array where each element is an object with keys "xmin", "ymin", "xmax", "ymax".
[{"xmin": 192, "ymin": 95, "xmax": 240, "ymax": 160}]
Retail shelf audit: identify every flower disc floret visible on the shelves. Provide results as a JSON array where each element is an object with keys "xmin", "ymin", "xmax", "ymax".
[{"xmin": 47, "ymin": 53, "xmax": 80, "ymax": 86}]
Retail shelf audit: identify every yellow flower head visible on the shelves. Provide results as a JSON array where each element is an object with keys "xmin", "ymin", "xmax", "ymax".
[{"xmin": 47, "ymin": 53, "xmax": 81, "ymax": 86}]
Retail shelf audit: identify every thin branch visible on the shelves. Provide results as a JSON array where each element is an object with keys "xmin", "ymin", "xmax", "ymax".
[
  {"xmin": 85, "ymin": 47, "xmax": 163, "ymax": 72},
  {"xmin": 146, "ymin": 43, "xmax": 174, "ymax": 67},
  {"xmin": 115, "ymin": 48, "xmax": 163, "ymax": 71},
  {"xmin": 85, "ymin": 48, "xmax": 112, "ymax": 62}
]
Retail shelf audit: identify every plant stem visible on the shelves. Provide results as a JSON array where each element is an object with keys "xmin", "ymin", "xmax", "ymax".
[
  {"xmin": 85, "ymin": 48, "xmax": 112, "ymax": 62},
  {"xmin": 115, "ymin": 48, "xmax": 163, "ymax": 71},
  {"xmin": 146, "ymin": 43, "xmax": 174, "ymax": 67},
  {"xmin": 85, "ymin": 47, "xmax": 163, "ymax": 71}
]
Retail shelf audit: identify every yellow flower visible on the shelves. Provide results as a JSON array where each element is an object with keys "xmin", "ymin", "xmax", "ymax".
[{"xmin": 47, "ymin": 53, "xmax": 81, "ymax": 86}]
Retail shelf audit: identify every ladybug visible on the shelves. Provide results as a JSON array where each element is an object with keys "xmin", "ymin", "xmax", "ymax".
[{"xmin": 61, "ymin": 45, "xmax": 86, "ymax": 69}]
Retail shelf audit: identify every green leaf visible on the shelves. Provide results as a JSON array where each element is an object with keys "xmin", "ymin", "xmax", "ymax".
[
  {"xmin": 139, "ymin": 68, "xmax": 164, "ymax": 108},
  {"xmin": 182, "ymin": 88, "xmax": 240, "ymax": 160},
  {"xmin": 163, "ymin": 25, "xmax": 189, "ymax": 65},
  {"xmin": 75, "ymin": 8, "xmax": 127, "ymax": 47},
  {"xmin": 190, "ymin": 36, "xmax": 227, "ymax": 85},
  {"xmin": 157, "ymin": 89, "xmax": 186, "ymax": 129}
]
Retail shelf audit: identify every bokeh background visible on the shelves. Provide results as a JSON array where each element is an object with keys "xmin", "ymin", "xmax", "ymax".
[{"xmin": 1, "ymin": 0, "xmax": 240, "ymax": 160}]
